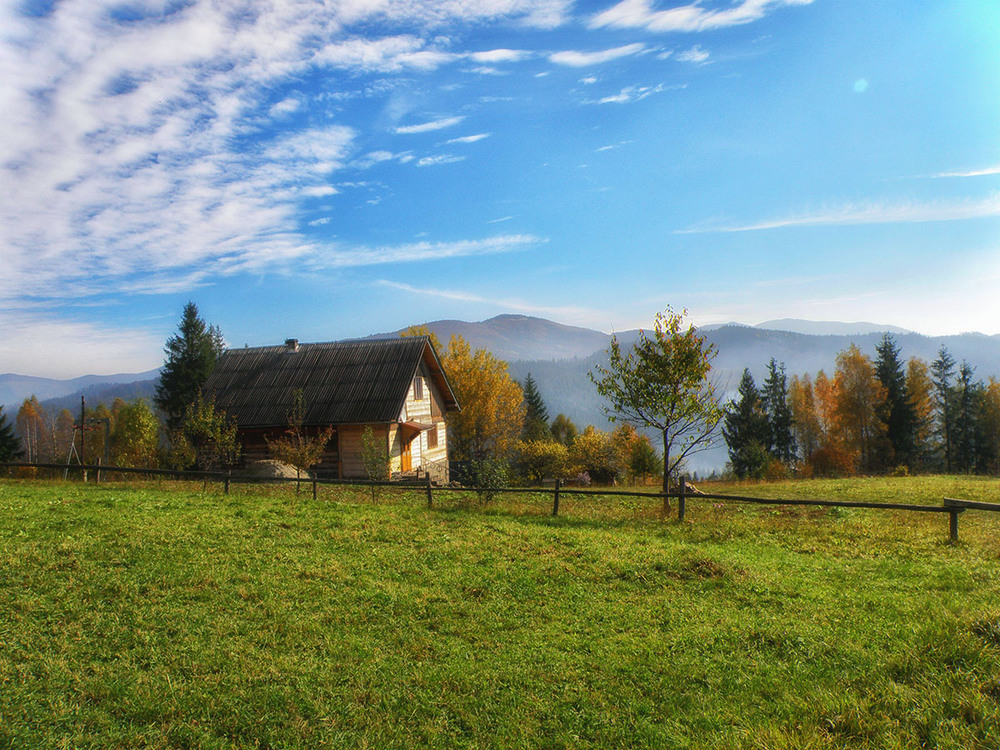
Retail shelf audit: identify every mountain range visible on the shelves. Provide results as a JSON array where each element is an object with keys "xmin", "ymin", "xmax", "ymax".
[{"xmin": 4, "ymin": 315, "xmax": 1000, "ymax": 473}]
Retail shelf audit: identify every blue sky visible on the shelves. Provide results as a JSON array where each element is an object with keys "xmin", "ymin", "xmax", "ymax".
[{"xmin": 2, "ymin": 0, "xmax": 998, "ymax": 378}]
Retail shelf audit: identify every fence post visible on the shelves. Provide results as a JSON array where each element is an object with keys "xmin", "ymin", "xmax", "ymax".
[
  {"xmin": 944, "ymin": 498, "xmax": 963, "ymax": 543},
  {"xmin": 552, "ymin": 478, "xmax": 561, "ymax": 517},
  {"xmin": 426, "ymin": 474, "xmax": 433, "ymax": 508},
  {"xmin": 225, "ymin": 470, "xmax": 231, "ymax": 495},
  {"xmin": 678, "ymin": 474, "xmax": 687, "ymax": 523}
]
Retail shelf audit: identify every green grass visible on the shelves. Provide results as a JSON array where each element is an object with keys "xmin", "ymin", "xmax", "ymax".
[{"xmin": 1, "ymin": 476, "xmax": 1000, "ymax": 748}]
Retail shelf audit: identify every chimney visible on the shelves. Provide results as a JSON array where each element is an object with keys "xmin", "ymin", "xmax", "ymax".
[{"xmin": 284, "ymin": 338, "xmax": 299, "ymax": 352}]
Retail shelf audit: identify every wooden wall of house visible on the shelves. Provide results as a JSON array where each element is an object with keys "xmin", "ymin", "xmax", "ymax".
[
  {"xmin": 396, "ymin": 363, "xmax": 450, "ymax": 481},
  {"xmin": 339, "ymin": 424, "xmax": 388, "ymax": 479},
  {"xmin": 237, "ymin": 427, "xmax": 340, "ymax": 476}
]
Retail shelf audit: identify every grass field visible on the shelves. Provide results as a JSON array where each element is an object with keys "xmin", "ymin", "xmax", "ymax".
[{"xmin": 1, "ymin": 476, "xmax": 999, "ymax": 748}]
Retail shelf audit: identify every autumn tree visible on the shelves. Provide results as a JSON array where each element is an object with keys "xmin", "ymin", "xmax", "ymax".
[
  {"xmin": 590, "ymin": 307, "xmax": 721, "ymax": 497},
  {"xmin": 550, "ymin": 414, "xmax": 578, "ymax": 446},
  {"xmin": 266, "ymin": 389, "xmax": 334, "ymax": 485},
  {"xmin": 0, "ymin": 406, "xmax": 24, "ymax": 463},
  {"xmin": 833, "ymin": 344, "xmax": 886, "ymax": 473},
  {"xmin": 156, "ymin": 302, "xmax": 225, "ymax": 432},
  {"xmin": 442, "ymin": 334, "xmax": 525, "ymax": 466},
  {"xmin": 722, "ymin": 369, "xmax": 771, "ymax": 479},
  {"xmin": 16, "ymin": 396, "xmax": 47, "ymax": 463},
  {"xmin": 514, "ymin": 440, "xmax": 569, "ymax": 484},
  {"xmin": 568, "ymin": 425, "xmax": 618, "ymax": 484},
  {"xmin": 359, "ymin": 425, "xmax": 391, "ymax": 502},
  {"xmin": 906, "ymin": 357, "xmax": 935, "ymax": 471},
  {"xmin": 111, "ymin": 398, "xmax": 161, "ymax": 468},
  {"xmin": 171, "ymin": 393, "xmax": 238, "ymax": 470},
  {"xmin": 788, "ymin": 374, "xmax": 822, "ymax": 462}
]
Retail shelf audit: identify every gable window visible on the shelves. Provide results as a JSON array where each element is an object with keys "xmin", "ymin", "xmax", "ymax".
[{"xmin": 413, "ymin": 376, "xmax": 424, "ymax": 400}]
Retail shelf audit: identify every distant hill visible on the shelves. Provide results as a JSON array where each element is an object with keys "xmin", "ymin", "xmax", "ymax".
[
  {"xmin": 1, "ymin": 369, "xmax": 160, "ymax": 413},
  {"xmin": 38, "ymin": 379, "xmax": 159, "ymax": 417},
  {"xmin": 380, "ymin": 314, "xmax": 615, "ymax": 362},
  {"xmin": 753, "ymin": 319, "xmax": 914, "ymax": 336}
]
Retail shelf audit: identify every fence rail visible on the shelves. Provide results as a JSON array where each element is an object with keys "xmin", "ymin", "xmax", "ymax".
[{"xmin": 2, "ymin": 462, "xmax": 997, "ymax": 542}]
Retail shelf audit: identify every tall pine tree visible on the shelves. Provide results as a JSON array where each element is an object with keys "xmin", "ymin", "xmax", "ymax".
[
  {"xmin": 0, "ymin": 406, "xmax": 24, "ymax": 463},
  {"xmin": 521, "ymin": 373, "xmax": 552, "ymax": 441},
  {"xmin": 762, "ymin": 359, "xmax": 796, "ymax": 465},
  {"xmin": 722, "ymin": 369, "xmax": 771, "ymax": 479},
  {"xmin": 155, "ymin": 302, "xmax": 225, "ymax": 432},
  {"xmin": 874, "ymin": 334, "xmax": 915, "ymax": 470},
  {"xmin": 952, "ymin": 360, "xmax": 980, "ymax": 474},
  {"xmin": 931, "ymin": 346, "xmax": 956, "ymax": 472}
]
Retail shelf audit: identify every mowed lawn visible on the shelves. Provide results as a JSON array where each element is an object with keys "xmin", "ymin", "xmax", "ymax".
[{"xmin": 1, "ymin": 476, "xmax": 1000, "ymax": 749}]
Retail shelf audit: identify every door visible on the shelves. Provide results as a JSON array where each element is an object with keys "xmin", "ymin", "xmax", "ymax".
[{"xmin": 401, "ymin": 439, "xmax": 412, "ymax": 473}]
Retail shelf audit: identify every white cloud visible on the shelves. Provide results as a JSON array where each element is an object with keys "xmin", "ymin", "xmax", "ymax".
[
  {"xmin": 590, "ymin": 0, "xmax": 814, "ymax": 33},
  {"xmin": 470, "ymin": 48, "xmax": 531, "ymax": 63},
  {"xmin": 377, "ymin": 280, "xmax": 597, "ymax": 321},
  {"xmin": 550, "ymin": 43, "xmax": 646, "ymax": 67},
  {"xmin": 590, "ymin": 84, "xmax": 668, "ymax": 104},
  {"xmin": 679, "ymin": 193, "xmax": 1000, "ymax": 233},
  {"xmin": 416, "ymin": 154, "xmax": 466, "ymax": 167},
  {"xmin": 395, "ymin": 116, "xmax": 465, "ymax": 134},
  {"xmin": 302, "ymin": 186, "xmax": 339, "ymax": 197},
  {"xmin": 676, "ymin": 45, "xmax": 710, "ymax": 63},
  {"xmin": 933, "ymin": 165, "xmax": 1000, "ymax": 178},
  {"xmin": 319, "ymin": 234, "xmax": 543, "ymax": 267},
  {"xmin": 446, "ymin": 133, "xmax": 492, "ymax": 144},
  {"xmin": 268, "ymin": 98, "xmax": 301, "ymax": 118}
]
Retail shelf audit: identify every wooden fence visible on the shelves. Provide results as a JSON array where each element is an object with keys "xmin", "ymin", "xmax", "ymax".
[{"xmin": 3, "ymin": 462, "xmax": 999, "ymax": 542}]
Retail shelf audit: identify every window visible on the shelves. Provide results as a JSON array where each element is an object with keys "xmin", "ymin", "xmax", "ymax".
[
  {"xmin": 413, "ymin": 376, "xmax": 424, "ymax": 400},
  {"xmin": 427, "ymin": 424, "xmax": 438, "ymax": 449}
]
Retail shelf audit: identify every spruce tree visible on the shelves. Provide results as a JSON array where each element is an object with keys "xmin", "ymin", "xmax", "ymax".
[
  {"xmin": 155, "ymin": 302, "xmax": 225, "ymax": 432},
  {"xmin": 952, "ymin": 361, "xmax": 980, "ymax": 474},
  {"xmin": 931, "ymin": 346, "xmax": 956, "ymax": 472},
  {"xmin": 762, "ymin": 359, "xmax": 796, "ymax": 465},
  {"xmin": 874, "ymin": 334, "xmax": 916, "ymax": 470},
  {"xmin": 521, "ymin": 373, "xmax": 552, "ymax": 441},
  {"xmin": 722, "ymin": 369, "xmax": 771, "ymax": 479},
  {"xmin": 0, "ymin": 406, "xmax": 24, "ymax": 463}
]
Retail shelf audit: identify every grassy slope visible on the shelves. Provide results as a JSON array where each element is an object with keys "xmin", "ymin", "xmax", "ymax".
[{"xmin": 1, "ymin": 477, "xmax": 999, "ymax": 749}]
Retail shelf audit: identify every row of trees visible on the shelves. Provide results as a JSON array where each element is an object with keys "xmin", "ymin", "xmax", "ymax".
[{"xmin": 723, "ymin": 334, "xmax": 1000, "ymax": 478}]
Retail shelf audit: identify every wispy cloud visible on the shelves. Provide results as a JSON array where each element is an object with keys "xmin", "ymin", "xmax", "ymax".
[
  {"xmin": 378, "ymin": 280, "xmax": 597, "ymax": 321},
  {"xmin": 679, "ymin": 194, "xmax": 1000, "ymax": 233},
  {"xmin": 932, "ymin": 165, "xmax": 1000, "ymax": 178},
  {"xmin": 590, "ymin": 0, "xmax": 814, "ymax": 33},
  {"xmin": 395, "ymin": 116, "xmax": 465, "ymax": 134},
  {"xmin": 550, "ymin": 43, "xmax": 646, "ymax": 67},
  {"xmin": 446, "ymin": 133, "xmax": 492, "ymax": 144},
  {"xmin": 321, "ymin": 235, "xmax": 544, "ymax": 267},
  {"xmin": 416, "ymin": 154, "xmax": 466, "ymax": 167},
  {"xmin": 676, "ymin": 45, "xmax": 710, "ymax": 64},
  {"xmin": 589, "ymin": 84, "xmax": 671, "ymax": 104}
]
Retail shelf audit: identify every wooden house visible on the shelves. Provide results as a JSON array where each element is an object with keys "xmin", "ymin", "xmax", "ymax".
[{"xmin": 202, "ymin": 336, "xmax": 459, "ymax": 482}]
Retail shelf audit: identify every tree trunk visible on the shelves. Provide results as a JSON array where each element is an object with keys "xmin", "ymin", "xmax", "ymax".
[{"xmin": 661, "ymin": 428, "xmax": 671, "ymax": 515}]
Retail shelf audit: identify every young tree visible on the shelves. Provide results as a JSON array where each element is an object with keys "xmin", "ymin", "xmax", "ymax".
[
  {"xmin": 359, "ymin": 425, "xmax": 390, "ymax": 502},
  {"xmin": 521, "ymin": 373, "xmax": 552, "ymax": 441},
  {"xmin": 111, "ymin": 399, "xmax": 161, "ymax": 468},
  {"xmin": 762, "ymin": 359, "xmax": 796, "ymax": 465},
  {"xmin": 514, "ymin": 440, "xmax": 569, "ymax": 484},
  {"xmin": 171, "ymin": 393, "xmax": 238, "ymax": 470},
  {"xmin": 568, "ymin": 425, "xmax": 618, "ymax": 484},
  {"xmin": 266, "ymin": 389, "xmax": 334, "ymax": 486},
  {"xmin": 590, "ymin": 307, "xmax": 722, "ymax": 497},
  {"xmin": 0, "ymin": 406, "xmax": 24, "ymax": 463},
  {"xmin": 16, "ymin": 396, "xmax": 47, "ymax": 463},
  {"xmin": 722, "ymin": 369, "xmax": 771, "ymax": 479},
  {"xmin": 155, "ymin": 302, "xmax": 225, "ymax": 432},
  {"xmin": 629, "ymin": 436, "xmax": 662, "ymax": 484},
  {"xmin": 833, "ymin": 344, "xmax": 886, "ymax": 473},
  {"xmin": 550, "ymin": 414, "xmax": 578, "ymax": 446},
  {"xmin": 788, "ymin": 374, "xmax": 822, "ymax": 463},
  {"xmin": 906, "ymin": 357, "xmax": 935, "ymax": 472},
  {"xmin": 931, "ymin": 346, "xmax": 957, "ymax": 472},
  {"xmin": 874, "ymin": 334, "xmax": 915, "ymax": 470}
]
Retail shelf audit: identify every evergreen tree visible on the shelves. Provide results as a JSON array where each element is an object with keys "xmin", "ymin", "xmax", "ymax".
[
  {"xmin": 952, "ymin": 361, "xmax": 980, "ymax": 474},
  {"xmin": 521, "ymin": 373, "xmax": 552, "ymax": 441},
  {"xmin": 722, "ymin": 369, "xmax": 771, "ymax": 479},
  {"xmin": 155, "ymin": 302, "xmax": 225, "ymax": 432},
  {"xmin": 0, "ymin": 406, "xmax": 24, "ymax": 463},
  {"xmin": 762, "ymin": 359, "xmax": 796, "ymax": 465},
  {"xmin": 931, "ymin": 346, "xmax": 957, "ymax": 472},
  {"xmin": 874, "ymin": 334, "xmax": 916, "ymax": 470}
]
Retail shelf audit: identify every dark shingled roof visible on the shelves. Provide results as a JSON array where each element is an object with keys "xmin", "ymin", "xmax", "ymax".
[{"xmin": 203, "ymin": 337, "xmax": 458, "ymax": 428}]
